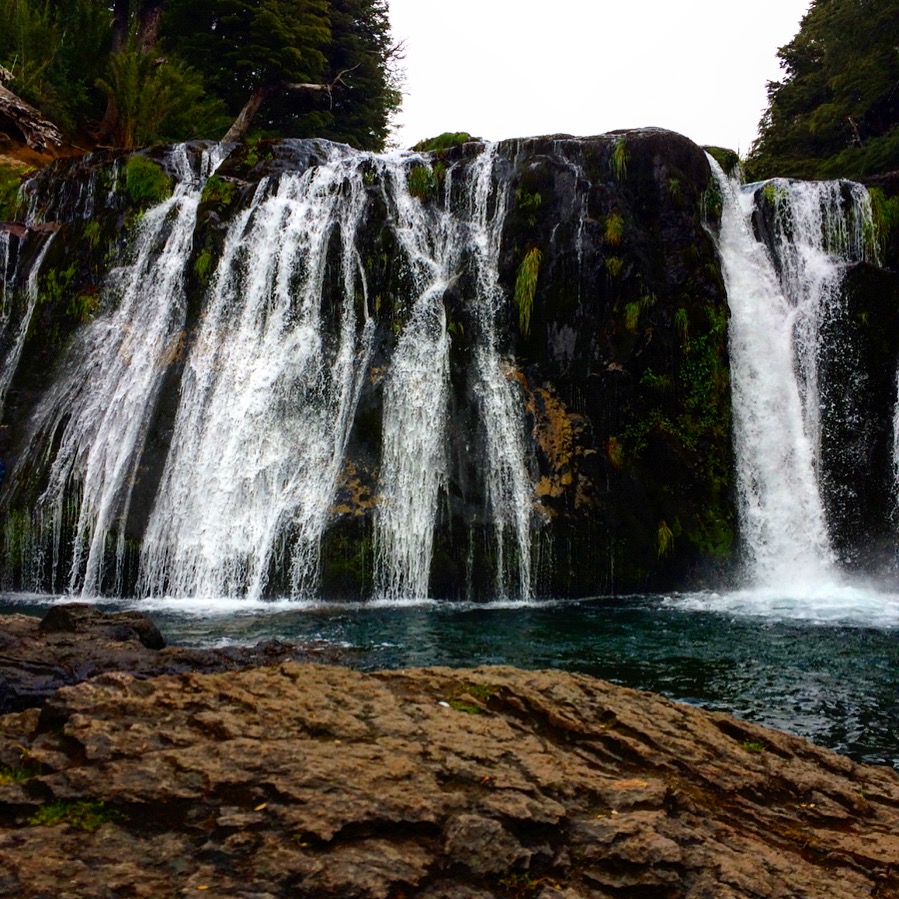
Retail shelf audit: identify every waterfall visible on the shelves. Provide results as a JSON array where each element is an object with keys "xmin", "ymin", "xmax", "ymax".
[
  {"xmin": 758, "ymin": 180, "xmax": 873, "ymax": 466},
  {"xmin": 372, "ymin": 157, "xmax": 454, "ymax": 601},
  {"xmin": 374, "ymin": 145, "xmax": 535, "ymax": 601},
  {"xmin": 710, "ymin": 159, "xmax": 874, "ymax": 588},
  {"xmin": 0, "ymin": 233, "xmax": 55, "ymax": 415},
  {"xmin": 3, "ymin": 141, "xmax": 538, "ymax": 602},
  {"xmin": 468, "ymin": 148, "xmax": 534, "ymax": 599},
  {"xmin": 140, "ymin": 146, "xmax": 374, "ymax": 601},
  {"xmin": 24, "ymin": 144, "xmax": 225, "ymax": 595}
]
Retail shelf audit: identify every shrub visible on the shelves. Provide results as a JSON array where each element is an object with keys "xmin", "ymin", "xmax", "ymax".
[{"xmin": 412, "ymin": 132, "xmax": 472, "ymax": 153}]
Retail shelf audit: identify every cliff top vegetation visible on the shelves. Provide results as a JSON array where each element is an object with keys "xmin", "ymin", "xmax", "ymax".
[{"xmin": 0, "ymin": 0, "xmax": 402, "ymax": 157}]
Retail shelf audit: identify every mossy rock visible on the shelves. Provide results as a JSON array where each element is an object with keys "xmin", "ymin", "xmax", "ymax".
[{"xmin": 124, "ymin": 155, "xmax": 173, "ymax": 208}]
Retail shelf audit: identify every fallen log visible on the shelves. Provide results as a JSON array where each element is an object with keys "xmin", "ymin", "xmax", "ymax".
[{"xmin": 0, "ymin": 84, "xmax": 64, "ymax": 154}]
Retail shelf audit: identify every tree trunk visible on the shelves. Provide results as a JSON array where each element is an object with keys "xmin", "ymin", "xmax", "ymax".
[
  {"xmin": 221, "ymin": 82, "xmax": 336, "ymax": 143},
  {"xmin": 222, "ymin": 85, "xmax": 274, "ymax": 143},
  {"xmin": 0, "ymin": 84, "xmax": 64, "ymax": 153},
  {"xmin": 137, "ymin": 0, "xmax": 166, "ymax": 52}
]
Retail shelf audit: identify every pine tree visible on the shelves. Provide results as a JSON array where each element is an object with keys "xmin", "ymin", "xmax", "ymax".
[{"xmin": 161, "ymin": 0, "xmax": 401, "ymax": 149}]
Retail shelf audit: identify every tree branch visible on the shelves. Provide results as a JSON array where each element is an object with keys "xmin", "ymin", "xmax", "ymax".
[{"xmin": 223, "ymin": 65, "xmax": 362, "ymax": 141}]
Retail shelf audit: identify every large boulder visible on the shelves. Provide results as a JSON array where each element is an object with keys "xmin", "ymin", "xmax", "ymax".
[{"xmin": 0, "ymin": 662, "xmax": 897, "ymax": 897}]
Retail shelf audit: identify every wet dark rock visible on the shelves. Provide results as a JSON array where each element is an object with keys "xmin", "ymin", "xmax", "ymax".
[
  {"xmin": 38, "ymin": 602, "xmax": 165, "ymax": 649},
  {"xmin": 0, "ymin": 605, "xmax": 346, "ymax": 714}
]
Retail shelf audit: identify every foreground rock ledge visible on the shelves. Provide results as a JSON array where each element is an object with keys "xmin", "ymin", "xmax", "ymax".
[{"xmin": 0, "ymin": 664, "xmax": 897, "ymax": 898}]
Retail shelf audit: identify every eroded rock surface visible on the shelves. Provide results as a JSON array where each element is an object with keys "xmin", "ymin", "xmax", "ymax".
[
  {"xmin": 0, "ymin": 606, "xmax": 343, "ymax": 713},
  {"xmin": 1, "ymin": 661, "xmax": 897, "ymax": 898}
]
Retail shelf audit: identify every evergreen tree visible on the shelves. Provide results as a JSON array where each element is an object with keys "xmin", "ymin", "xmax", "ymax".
[
  {"xmin": 96, "ymin": 41, "xmax": 229, "ymax": 147},
  {"xmin": 0, "ymin": 0, "xmax": 110, "ymax": 134},
  {"xmin": 161, "ymin": 0, "xmax": 401, "ymax": 149},
  {"xmin": 1, "ymin": 0, "xmax": 402, "ymax": 151},
  {"xmin": 263, "ymin": 0, "xmax": 402, "ymax": 150},
  {"xmin": 747, "ymin": 0, "xmax": 899, "ymax": 180}
]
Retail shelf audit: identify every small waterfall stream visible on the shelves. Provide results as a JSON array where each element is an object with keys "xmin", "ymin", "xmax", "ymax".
[
  {"xmin": 0, "ymin": 232, "xmax": 54, "ymax": 415},
  {"xmin": 710, "ymin": 160, "xmax": 875, "ymax": 588},
  {"xmin": 24, "ymin": 145, "xmax": 225, "ymax": 594},
  {"xmin": 373, "ymin": 145, "xmax": 534, "ymax": 600},
  {"xmin": 468, "ymin": 148, "xmax": 534, "ymax": 599}
]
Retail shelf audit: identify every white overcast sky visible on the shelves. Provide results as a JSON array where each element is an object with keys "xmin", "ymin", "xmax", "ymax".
[{"xmin": 388, "ymin": 0, "xmax": 812, "ymax": 155}]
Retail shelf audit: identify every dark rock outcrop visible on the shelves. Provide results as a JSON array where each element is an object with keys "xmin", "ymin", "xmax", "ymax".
[
  {"xmin": 0, "ymin": 661, "xmax": 897, "ymax": 898},
  {"xmin": 0, "ymin": 606, "xmax": 346, "ymax": 714}
]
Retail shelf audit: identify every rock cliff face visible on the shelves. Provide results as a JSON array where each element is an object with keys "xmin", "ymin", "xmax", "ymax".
[
  {"xmin": 1, "ymin": 132, "xmax": 897, "ymax": 599},
  {"xmin": 1, "ymin": 655, "xmax": 898, "ymax": 898},
  {"xmin": 0, "ymin": 131, "xmax": 734, "ymax": 599}
]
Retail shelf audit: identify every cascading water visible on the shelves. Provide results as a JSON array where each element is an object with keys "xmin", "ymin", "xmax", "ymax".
[
  {"xmin": 760, "ymin": 180, "xmax": 874, "ymax": 466},
  {"xmin": 467, "ymin": 148, "xmax": 534, "ymax": 599},
  {"xmin": 132, "ymin": 142, "xmax": 535, "ymax": 603},
  {"xmin": 373, "ymin": 146, "xmax": 535, "ymax": 601},
  {"xmin": 372, "ymin": 158, "xmax": 454, "ymax": 601},
  {"xmin": 139, "ymin": 146, "xmax": 375, "ymax": 601},
  {"xmin": 0, "ymin": 233, "xmax": 55, "ymax": 415},
  {"xmin": 2, "ymin": 140, "xmax": 546, "ymax": 603},
  {"xmin": 23, "ymin": 144, "xmax": 226, "ymax": 595},
  {"xmin": 709, "ymin": 159, "xmax": 875, "ymax": 588}
]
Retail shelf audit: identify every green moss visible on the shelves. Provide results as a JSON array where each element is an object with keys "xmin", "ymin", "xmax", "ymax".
[
  {"xmin": 67, "ymin": 289, "xmax": 100, "ymax": 323},
  {"xmin": 742, "ymin": 741, "xmax": 766, "ymax": 754},
  {"xmin": 407, "ymin": 164, "xmax": 437, "ymax": 200},
  {"xmin": 83, "ymin": 220, "xmax": 103, "ymax": 249},
  {"xmin": 0, "ymin": 161, "xmax": 33, "ymax": 221},
  {"xmin": 762, "ymin": 182, "xmax": 788, "ymax": 206},
  {"xmin": 28, "ymin": 800, "xmax": 122, "ymax": 833},
  {"xmin": 0, "ymin": 764, "xmax": 37, "ymax": 785},
  {"xmin": 124, "ymin": 155, "xmax": 173, "ymax": 207},
  {"xmin": 194, "ymin": 248, "xmax": 215, "ymax": 281},
  {"xmin": 704, "ymin": 146, "xmax": 741, "ymax": 176},
  {"xmin": 604, "ymin": 211, "xmax": 625, "ymax": 246},
  {"xmin": 37, "ymin": 264, "xmax": 77, "ymax": 309},
  {"xmin": 606, "ymin": 256, "xmax": 623, "ymax": 278},
  {"xmin": 448, "ymin": 700, "xmax": 482, "ymax": 714},
  {"xmin": 674, "ymin": 307, "xmax": 689, "ymax": 340},
  {"xmin": 610, "ymin": 137, "xmax": 628, "ymax": 180},
  {"xmin": 623, "ymin": 300, "xmax": 641, "ymax": 331},
  {"xmin": 639, "ymin": 368, "xmax": 671, "ymax": 392},
  {"xmin": 667, "ymin": 177, "xmax": 682, "ymax": 204},
  {"xmin": 514, "ymin": 247, "xmax": 542, "ymax": 337},
  {"xmin": 657, "ymin": 520, "xmax": 674, "ymax": 557},
  {"xmin": 606, "ymin": 436, "xmax": 624, "ymax": 469},
  {"xmin": 412, "ymin": 132, "xmax": 472, "ymax": 153},
  {"xmin": 868, "ymin": 187, "xmax": 899, "ymax": 259},
  {"xmin": 701, "ymin": 180, "xmax": 723, "ymax": 221},
  {"xmin": 201, "ymin": 174, "xmax": 237, "ymax": 207},
  {"xmin": 496, "ymin": 872, "xmax": 548, "ymax": 897}
]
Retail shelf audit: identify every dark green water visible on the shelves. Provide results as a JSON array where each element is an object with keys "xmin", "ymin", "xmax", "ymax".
[{"xmin": 2, "ymin": 590, "xmax": 897, "ymax": 768}]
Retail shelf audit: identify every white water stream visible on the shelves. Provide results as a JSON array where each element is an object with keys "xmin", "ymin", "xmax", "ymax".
[
  {"xmin": 710, "ymin": 160, "xmax": 874, "ymax": 590},
  {"xmin": 374, "ymin": 146, "xmax": 534, "ymax": 600},
  {"xmin": 25, "ymin": 145, "xmax": 225, "ymax": 594},
  {"xmin": 140, "ymin": 146, "xmax": 374, "ymax": 601},
  {"xmin": 0, "ymin": 233, "xmax": 55, "ymax": 415}
]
